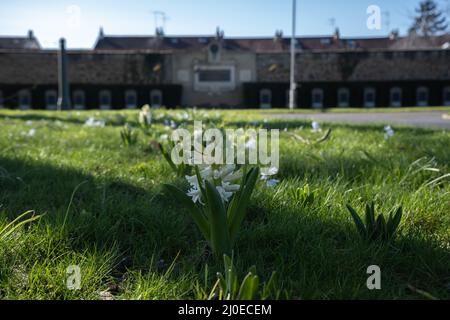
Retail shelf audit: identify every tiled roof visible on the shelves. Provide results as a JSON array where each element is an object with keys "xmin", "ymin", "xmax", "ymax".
[
  {"xmin": 0, "ymin": 36, "xmax": 41, "ymax": 50},
  {"xmin": 94, "ymin": 34, "xmax": 450, "ymax": 52}
]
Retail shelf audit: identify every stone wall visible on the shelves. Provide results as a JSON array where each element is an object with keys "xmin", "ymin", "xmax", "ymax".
[
  {"xmin": 257, "ymin": 50, "xmax": 450, "ymax": 83},
  {"xmin": 0, "ymin": 50, "xmax": 168, "ymax": 85}
]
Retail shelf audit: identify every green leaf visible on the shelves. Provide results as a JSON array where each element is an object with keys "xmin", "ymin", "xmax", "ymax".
[
  {"xmin": 160, "ymin": 144, "xmax": 178, "ymax": 173},
  {"xmin": 162, "ymin": 184, "xmax": 210, "ymax": 241},
  {"xmin": 346, "ymin": 204, "xmax": 367, "ymax": 240},
  {"xmin": 205, "ymin": 180, "xmax": 231, "ymax": 258},
  {"xmin": 228, "ymin": 167, "xmax": 260, "ymax": 244},
  {"xmin": 238, "ymin": 273, "xmax": 260, "ymax": 300},
  {"xmin": 262, "ymin": 271, "xmax": 278, "ymax": 300},
  {"xmin": 387, "ymin": 206, "xmax": 403, "ymax": 238},
  {"xmin": 376, "ymin": 214, "xmax": 387, "ymax": 241},
  {"xmin": 216, "ymin": 272, "xmax": 227, "ymax": 300},
  {"xmin": 0, "ymin": 211, "xmax": 42, "ymax": 240},
  {"xmin": 365, "ymin": 203, "xmax": 375, "ymax": 232}
]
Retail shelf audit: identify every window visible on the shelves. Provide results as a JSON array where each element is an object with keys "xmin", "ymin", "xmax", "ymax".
[
  {"xmin": 45, "ymin": 90, "xmax": 58, "ymax": 110},
  {"xmin": 194, "ymin": 66, "xmax": 235, "ymax": 92},
  {"xmin": 260, "ymin": 89, "xmax": 272, "ymax": 109},
  {"xmin": 0, "ymin": 91, "xmax": 4, "ymax": 108},
  {"xmin": 125, "ymin": 90, "xmax": 137, "ymax": 109},
  {"xmin": 416, "ymin": 87, "xmax": 429, "ymax": 106},
  {"xmin": 443, "ymin": 86, "xmax": 450, "ymax": 106},
  {"xmin": 18, "ymin": 89, "xmax": 31, "ymax": 110},
  {"xmin": 390, "ymin": 87, "xmax": 402, "ymax": 107},
  {"xmin": 73, "ymin": 90, "xmax": 85, "ymax": 110},
  {"xmin": 198, "ymin": 70, "xmax": 231, "ymax": 82},
  {"xmin": 311, "ymin": 88, "xmax": 324, "ymax": 108},
  {"xmin": 99, "ymin": 90, "xmax": 112, "ymax": 110},
  {"xmin": 337, "ymin": 88, "xmax": 350, "ymax": 107},
  {"xmin": 364, "ymin": 87, "xmax": 376, "ymax": 108},
  {"xmin": 150, "ymin": 90, "xmax": 162, "ymax": 108}
]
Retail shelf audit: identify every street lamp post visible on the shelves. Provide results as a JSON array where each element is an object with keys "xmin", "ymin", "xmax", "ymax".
[
  {"xmin": 57, "ymin": 38, "xmax": 71, "ymax": 111},
  {"xmin": 289, "ymin": 0, "xmax": 297, "ymax": 110}
]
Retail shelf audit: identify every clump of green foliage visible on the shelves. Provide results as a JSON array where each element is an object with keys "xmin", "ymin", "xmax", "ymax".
[
  {"xmin": 195, "ymin": 255, "xmax": 282, "ymax": 300},
  {"xmin": 346, "ymin": 202, "xmax": 403, "ymax": 243},
  {"xmin": 164, "ymin": 167, "xmax": 260, "ymax": 258},
  {"xmin": 120, "ymin": 124, "xmax": 138, "ymax": 146},
  {"xmin": 291, "ymin": 184, "xmax": 318, "ymax": 206}
]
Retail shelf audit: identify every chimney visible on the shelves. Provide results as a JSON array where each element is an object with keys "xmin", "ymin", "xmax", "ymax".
[
  {"xmin": 98, "ymin": 27, "xmax": 105, "ymax": 39},
  {"xmin": 57, "ymin": 38, "xmax": 71, "ymax": 110},
  {"xmin": 333, "ymin": 28, "xmax": 340, "ymax": 41},
  {"xmin": 389, "ymin": 29, "xmax": 399, "ymax": 40},
  {"xmin": 28, "ymin": 30, "xmax": 34, "ymax": 39},
  {"xmin": 274, "ymin": 30, "xmax": 283, "ymax": 42}
]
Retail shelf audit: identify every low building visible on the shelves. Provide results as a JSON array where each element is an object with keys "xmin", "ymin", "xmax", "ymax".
[{"xmin": 0, "ymin": 29, "xmax": 449, "ymax": 109}]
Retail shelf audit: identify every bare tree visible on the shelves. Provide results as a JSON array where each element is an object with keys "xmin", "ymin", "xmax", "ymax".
[{"xmin": 409, "ymin": 0, "xmax": 448, "ymax": 36}]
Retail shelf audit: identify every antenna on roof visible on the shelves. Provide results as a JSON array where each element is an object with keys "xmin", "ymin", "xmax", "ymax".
[
  {"xmin": 216, "ymin": 27, "xmax": 225, "ymax": 40},
  {"xmin": 152, "ymin": 11, "xmax": 169, "ymax": 35},
  {"xmin": 382, "ymin": 11, "xmax": 390, "ymax": 31},
  {"xmin": 328, "ymin": 18, "xmax": 336, "ymax": 32}
]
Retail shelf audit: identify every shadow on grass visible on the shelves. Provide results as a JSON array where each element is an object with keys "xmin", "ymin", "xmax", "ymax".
[
  {"xmin": 1, "ymin": 156, "xmax": 449, "ymax": 299},
  {"xmin": 0, "ymin": 113, "xmax": 131, "ymax": 127}
]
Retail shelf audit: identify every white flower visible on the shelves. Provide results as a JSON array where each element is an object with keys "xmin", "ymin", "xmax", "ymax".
[
  {"xmin": 159, "ymin": 134, "xmax": 169, "ymax": 141},
  {"xmin": 187, "ymin": 187, "xmax": 203, "ymax": 204},
  {"xmin": 170, "ymin": 120, "xmax": 177, "ymax": 129},
  {"xmin": 139, "ymin": 105, "xmax": 152, "ymax": 126},
  {"xmin": 216, "ymin": 184, "xmax": 234, "ymax": 203},
  {"xmin": 185, "ymin": 165, "xmax": 242, "ymax": 204},
  {"xmin": 84, "ymin": 117, "xmax": 105, "ymax": 127},
  {"xmin": 384, "ymin": 125, "xmax": 395, "ymax": 140},
  {"xmin": 186, "ymin": 166, "xmax": 214, "ymax": 189},
  {"xmin": 311, "ymin": 121, "xmax": 321, "ymax": 133},
  {"xmin": 177, "ymin": 111, "xmax": 190, "ymax": 121},
  {"xmin": 261, "ymin": 167, "xmax": 279, "ymax": 180},
  {"xmin": 27, "ymin": 128, "xmax": 36, "ymax": 137},
  {"xmin": 26, "ymin": 120, "xmax": 33, "ymax": 126}
]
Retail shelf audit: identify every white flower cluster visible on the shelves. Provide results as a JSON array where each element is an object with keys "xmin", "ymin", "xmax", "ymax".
[
  {"xmin": 384, "ymin": 125, "xmax": 395, "ymax": 140},
  {"xmin": 261, "ymin": 166, "xmax": 279, "ymax": 188},
  {"xmin": 84, "ymin": 117, "xmax": 106, "ymax": 127},
  {"xmin": 186, "ymin": 164, "xmax": 242, "ymax": 204},
  {"xmin": 139, "ymin": 105, "xmax": 152, "ymax": 126},
  {"xmin": 311, "ymin": 121, "xmax": 321, "ymax": 133}
]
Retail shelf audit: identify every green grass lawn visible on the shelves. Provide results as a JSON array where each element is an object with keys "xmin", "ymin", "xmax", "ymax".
[{"xmin": 0, "ymin": 109, "xmax": 449, "ymax": 300}]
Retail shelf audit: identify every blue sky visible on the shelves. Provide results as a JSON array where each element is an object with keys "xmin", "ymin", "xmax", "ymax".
[{"xmin": 0, "ymin": 0, "xmax": 449, "ymax": 48}]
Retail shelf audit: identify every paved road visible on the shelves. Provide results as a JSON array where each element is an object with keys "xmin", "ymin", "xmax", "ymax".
[{"xmin": 265, "ymin": 111, "xmax": 450, "ymax": 129}]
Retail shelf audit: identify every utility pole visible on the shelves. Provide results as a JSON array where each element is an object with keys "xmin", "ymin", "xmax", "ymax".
[
  {"xmin": 57, "ymin": 38, "xmax": 71, "ymax": 111},
  {"xmin": 289, "ymin": 0, "xmax": 297, "ymax": 110}
]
